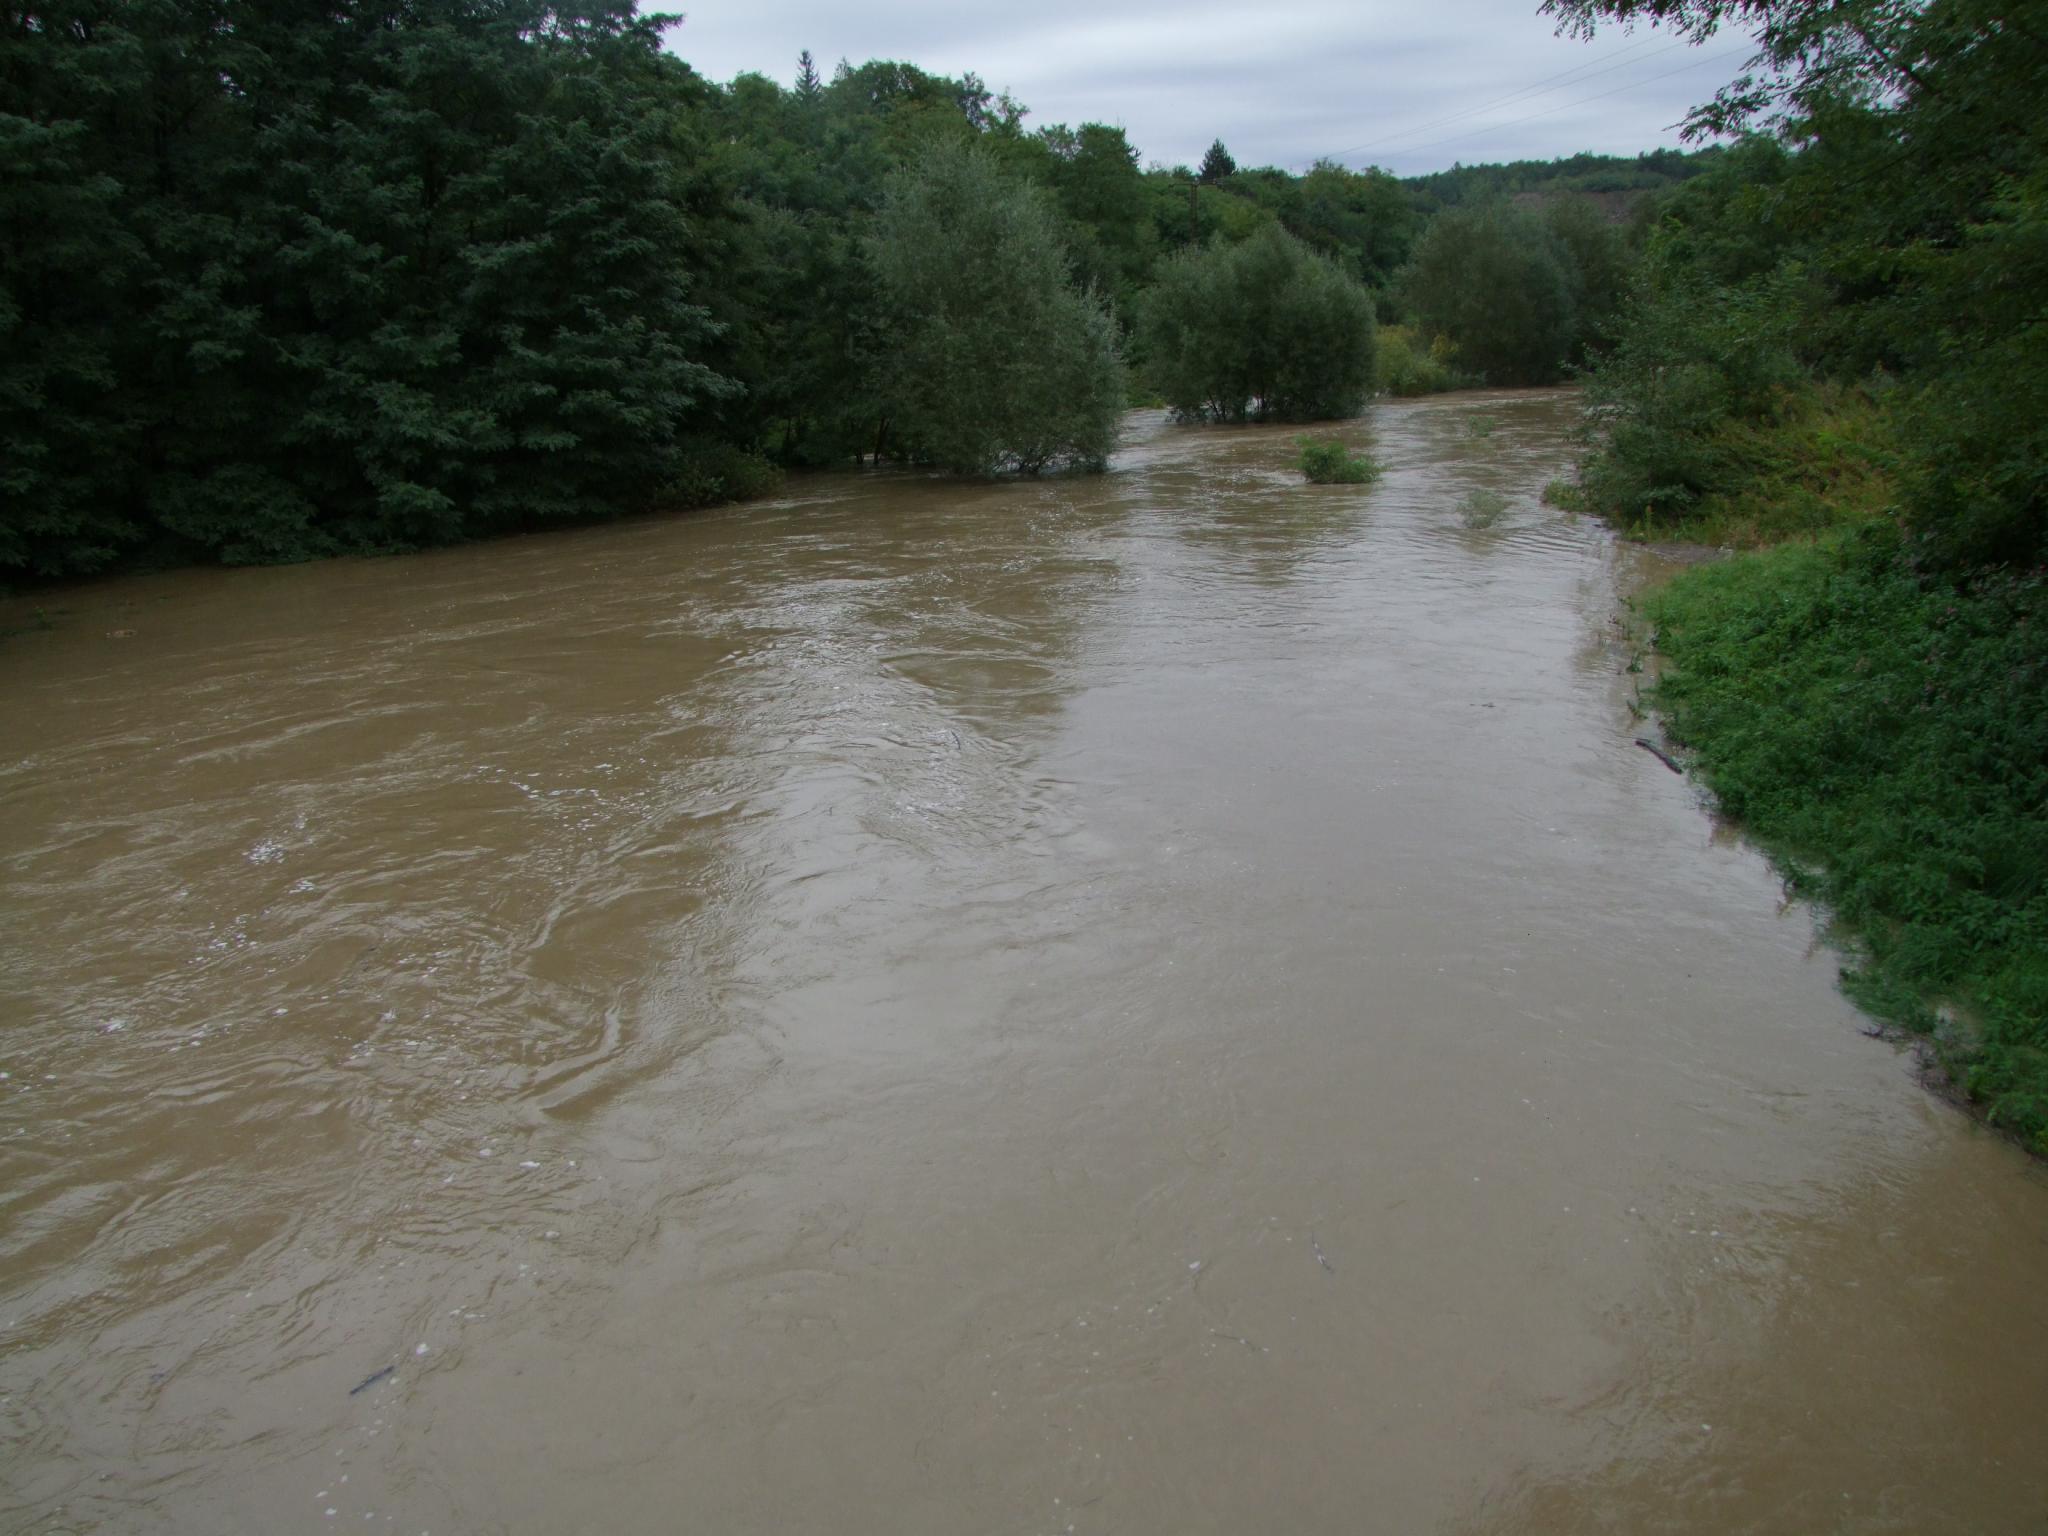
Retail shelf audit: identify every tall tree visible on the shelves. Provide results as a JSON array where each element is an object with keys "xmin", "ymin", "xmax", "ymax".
[
  {"xmin": 0, "ymin": 0, "xmax": 737, "ymax": 575},
  {"xmin": 1140, "ymin": 223, "xmax": 1377, "ymax": 421},
  {"xmin": 1198, "ymin": 138, "xmax": 1237, "ymax": 183},
  {"xmin": 794, "ymin": 48, "xmax": 822, "ymax": 104},
  {"xmin": 1402, "ymin": 204, "xmax": 1579, "ymax": 385},
  {"xmin": 868, "ymin": 138, "xmax": 1124, "ymax": 474}
]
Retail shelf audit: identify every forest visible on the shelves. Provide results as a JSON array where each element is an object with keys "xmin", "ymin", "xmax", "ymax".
[{"xmin": 2, "ymin": 0, "xmax": 1676, "ymax": 578}]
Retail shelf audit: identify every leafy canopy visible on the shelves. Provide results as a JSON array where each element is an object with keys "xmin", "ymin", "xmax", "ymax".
[{"xmin": 868, "ymin": 137, "xmax": 1125, "ymax": 475}]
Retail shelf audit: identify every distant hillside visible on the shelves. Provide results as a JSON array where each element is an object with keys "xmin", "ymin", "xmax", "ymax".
[{"xmin": 1403, "ymin": 147, "xmax": 1721, "ymax": 216}]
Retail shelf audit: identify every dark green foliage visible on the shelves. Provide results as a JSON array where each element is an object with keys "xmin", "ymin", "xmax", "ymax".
[
  {"xmin": 1140, "ymin": 225, "xmax": 1377, "ymax": 423},
  {"xmin": 1, "ymin": 0, "xmax": 732, "ymax": 575},
  {"xmin": 0, "ymin": 108, "xmax": 144, "ymax": 573},
  {"xmin": 1035, "ymin": 123, "xmax": 1159, "ymax": 320},
  {"xmin": 868, "ymin": 139, "xmax": 1124, "ymax": 475},
  {"xmin": 1400, "ymin": 204, "xmax": 1579, "ymax": 386},
  {"xmin": 1295, "ymin": 436, "xmax": 1381, "ymax": 484},
  {"xmin": 1646, "ymin": 529, "xmax": 2048, "ymax": 1150},
  {"xmin": 1217, "ymin": 159, "xmax": 1416, "ymax": 291},
  {"xmin": 1563, "ymin": 0, "xmax": 2048, "ymax": 569},
  {"xmin": 2, "ymin": 0, "xmax": 1675, "ymax": 581},
  {"xmin": 1405, "ymin": 147, "xmax": 1716, "ymax": 212},
  {"xmin": 1541, "ymin": 196, "xmax": 1632, "ymax": 358}
]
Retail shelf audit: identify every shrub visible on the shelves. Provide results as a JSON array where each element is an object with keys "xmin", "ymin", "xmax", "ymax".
[
  {"xmin": 1296, "ymin": 435, "xmax": 1381, "ymax": 484},
  {"xmin": 1375, "ymin": 325, "xmax": 1470, "ymax": 396}
]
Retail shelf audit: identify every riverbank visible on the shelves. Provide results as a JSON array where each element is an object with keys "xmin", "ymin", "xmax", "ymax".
[{"xmin": 1594, "ymin": 430, "xmax": 2048, "ymax": 1154}]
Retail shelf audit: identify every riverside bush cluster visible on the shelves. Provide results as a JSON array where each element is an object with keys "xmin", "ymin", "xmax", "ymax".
[
  {"xmin": 1645, "ymin": 529, "xmax": 2048, "ymax": 1149},
  {"xmin": 1375, "ymin": 327, "xmax": 1470, "ymax": 396}
]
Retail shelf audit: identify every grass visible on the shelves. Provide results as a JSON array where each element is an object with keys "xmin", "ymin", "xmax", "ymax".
[
  {"xmin": 1644, "ymin": 525, "xmax": 2048, "ymax": 1152},
  {"xmin": 1296, "ymin": 436, "xmax": 1383, "ymax": 485},
  {"xmin": 1464, "ymin": 413, "xmax": 1499, "ymax": 440},
  {"xmin": 1458, "ymin": 489, "xmax": 1510, "ymax": 529},
  {"xmin": 1582, "ymin": 382, "xmax": 1897, "ymax": 549}
]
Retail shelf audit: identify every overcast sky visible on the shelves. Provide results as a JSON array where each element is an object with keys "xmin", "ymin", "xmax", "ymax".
[{"xmin": 661, "ymin": 2, "xmax": 1761, "ymax": 176}]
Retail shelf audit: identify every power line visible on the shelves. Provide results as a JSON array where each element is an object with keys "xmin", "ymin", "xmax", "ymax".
[
  {"xmin": 1363, "ymin": 47, "xmax": 1749, "ymax": 168},
  {"xmin": 1312, "ymin": 33, "xmax": 1693, "ymax": 166}
]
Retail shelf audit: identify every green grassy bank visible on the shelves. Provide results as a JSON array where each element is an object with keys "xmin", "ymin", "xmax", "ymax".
[{"xmin": 1627, "ymin": 496, "xmax": 2048, "ymax": 1152}]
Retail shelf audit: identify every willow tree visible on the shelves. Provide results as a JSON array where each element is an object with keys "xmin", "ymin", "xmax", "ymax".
[
  {"xmin": 868, "ymin": 138, "xmax": 1125, "ymax": 475},
  {"xmin": 1138, "ymin": 223, "xmax": 1377, "ymax": 422}
]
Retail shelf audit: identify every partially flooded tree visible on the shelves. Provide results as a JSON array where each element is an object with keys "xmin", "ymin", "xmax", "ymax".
[
  {"xmin": 868, "ymin": 138, "xmax": 1125, "ymax": 475},
  {"xmin": 1138, "ymin": 224, "xmax": 1377, "ymax": 422}
]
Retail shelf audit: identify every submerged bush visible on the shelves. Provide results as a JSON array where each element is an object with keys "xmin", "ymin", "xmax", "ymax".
[
  {"xmin": 1458, "ymin": 489, "xmax": 1509, "ymax": 528},
  {"xmin": 1296, "ymin": 436, "xmax": 1381, "ymax": 484},
  {"xmin": 661, "ymin": 443, "xmax": 785, "ymax": 511}
]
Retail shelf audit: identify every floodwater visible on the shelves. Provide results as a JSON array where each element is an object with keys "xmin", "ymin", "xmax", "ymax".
[{"xmin": 3, "ymin": 392, "xmax": 2045, "ymax": 1535}]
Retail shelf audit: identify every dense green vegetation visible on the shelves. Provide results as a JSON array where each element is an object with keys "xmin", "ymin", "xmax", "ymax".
[
  {"xmin": 1645, "ymin": 531, "xmax": 2048, "ymax": 1148},
  {"xmin": 868, "ymin": 139, "xmax": 1123, "ymax": 474},
  {"xmin": 1141, "ymin": 225, "xmax": 1377, "ymax": 423},
  {"xmin": 1295, "ymin": 436, "xmax": 1381, "ymax": 485},
  {"xmin": 4, "ymin": 1, "xmax": 1697, "ymax": 582},
  {"xmin": 1554, "ymin": 0, "xmax": 2048, "ymax": 1147},
  {"xmin": 3, "ymin": 1, "xmax": 729, "ymax": 573}
]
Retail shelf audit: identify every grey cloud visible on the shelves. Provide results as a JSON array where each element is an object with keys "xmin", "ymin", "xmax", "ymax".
[{"xmin": 668, "ymin": 2, "xmax": 1757, "ymax": 173}]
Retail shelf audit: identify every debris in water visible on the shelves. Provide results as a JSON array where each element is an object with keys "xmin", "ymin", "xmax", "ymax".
[
  {"xmin": 1311, "ymin": 1231, "xmax": 1334, "ymax": 1273},
  {"xmin": 348, "ymin": 1366, "xmax": 394, "ymax": 1396},
  {"xmin": 1633, "ymin": 737, "xmax": 1684, "ymax": 774}
]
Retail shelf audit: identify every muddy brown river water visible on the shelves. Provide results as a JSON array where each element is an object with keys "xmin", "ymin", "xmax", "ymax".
[{"xmin": 3, "ymin": 391, "xmax": 2045, "ymax": 1534}]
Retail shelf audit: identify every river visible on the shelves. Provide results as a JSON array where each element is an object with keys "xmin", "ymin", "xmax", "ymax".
[{"xmin": 3, "ymin": 391, "xmax": 2044, "ymax": 1534}]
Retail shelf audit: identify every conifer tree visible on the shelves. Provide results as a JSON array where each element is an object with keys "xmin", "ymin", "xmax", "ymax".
[{"xmin": 1198, "ymin": 139, "xmax": 1237, "ymax": 183}]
